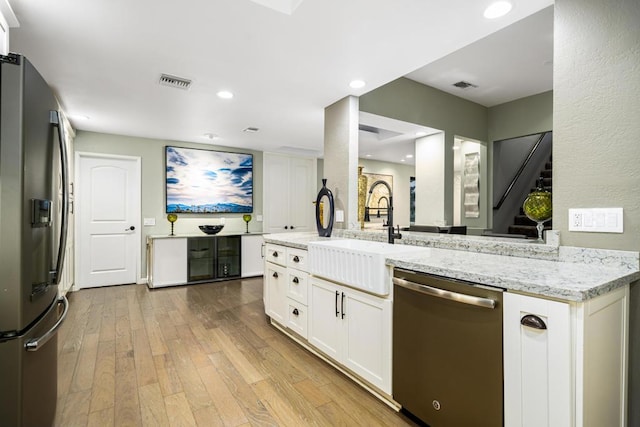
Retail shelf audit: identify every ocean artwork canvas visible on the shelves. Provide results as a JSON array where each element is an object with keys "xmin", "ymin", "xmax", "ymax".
[{"xmin": 166, "ymin": 146, "xmax": 253, "ymax": 213}]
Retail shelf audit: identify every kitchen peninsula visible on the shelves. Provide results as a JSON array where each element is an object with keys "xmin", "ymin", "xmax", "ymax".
[{"xmin": 263, "ymin": 230, "xmax": 639, "ymax": 426}]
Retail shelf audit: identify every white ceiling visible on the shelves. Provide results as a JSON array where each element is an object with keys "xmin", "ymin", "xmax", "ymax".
[{"xmin": 7, "ymin": 0, "xmax": 554, "ymax": 156}]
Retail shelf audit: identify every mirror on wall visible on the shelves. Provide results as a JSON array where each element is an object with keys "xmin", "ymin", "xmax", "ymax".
[{"xmin": 354, "ymin": 6, "xmax": 553, "ymax": 236}]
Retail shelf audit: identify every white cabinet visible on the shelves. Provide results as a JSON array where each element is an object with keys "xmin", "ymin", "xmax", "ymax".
[
  {"xmin": 264, "ymin": 243, "xmax": 310, "ymax": 339},
  {"xmin": 148, "ymin": 237, "xmax": 188, "ymax": 288},
  {"xmin": 265, "ymin": 261, "xmax": 287, "ymax": 324},
  {"xmin": 504, "ymin": 286, "xmax": 629, "ymax": 427},
  {"xmin": 241, "ymin": 234, "xmax": 264, "ymax": 277},
  {"xmin": 308, "ymin": 276, "xmax": 392, "ymax": 394},
  {"xmin": 263, "ymin": 153, "xmax": 316, "ymax": 233}
]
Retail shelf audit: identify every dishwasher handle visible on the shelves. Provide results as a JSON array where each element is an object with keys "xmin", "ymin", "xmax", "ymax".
[{"xmin": 393, "ymin": 277, "xmax": 496, "ymax": 309}]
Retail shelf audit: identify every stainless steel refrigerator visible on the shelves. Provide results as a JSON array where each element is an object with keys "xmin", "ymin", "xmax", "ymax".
[{"xmin": 0, "ymin": 53, "xmax": 70, "ymax": 426}]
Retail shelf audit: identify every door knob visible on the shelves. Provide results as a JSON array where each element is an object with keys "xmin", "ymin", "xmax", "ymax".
[{"xmin": 126, "ymin": 226, "xmax": 135, "ymax": 231}]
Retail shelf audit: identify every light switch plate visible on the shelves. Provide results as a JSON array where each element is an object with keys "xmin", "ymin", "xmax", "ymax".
[
  {"xmin": 568, "ymin": 208, "xmax": 623, "ymax": 233},
  {"xmin": 335, "ymin": 210, "xmax": 344, "ymax": 223},
  {"xmin": 256, "ymin": 214, "xmax": 263, "ymax": 222},
  {"xmin": 143, "ymin": 217, "xmax": 156, "ymax": 226}
]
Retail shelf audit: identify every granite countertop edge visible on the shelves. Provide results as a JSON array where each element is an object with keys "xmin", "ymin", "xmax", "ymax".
[{"xmin": 263, "ymin": 232, "xmax": 639, "ymax": 302}]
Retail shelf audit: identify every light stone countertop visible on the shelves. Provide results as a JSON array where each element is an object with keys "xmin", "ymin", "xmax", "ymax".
[
  {"xmin": 148, "ymin": 231, "xmax": 264, "ymax": 240},
  {"xmin": 263, "ymin": 231, "xmax": 639, "ymax": 302}
]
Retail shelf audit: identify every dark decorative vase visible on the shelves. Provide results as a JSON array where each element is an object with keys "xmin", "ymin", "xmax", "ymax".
[{"xmin": 315, "ymin": 179, "xmax": 335, "ymax": 237}]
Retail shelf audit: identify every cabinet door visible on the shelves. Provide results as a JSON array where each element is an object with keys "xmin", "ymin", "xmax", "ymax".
[
  {"xmin": 150, "ymin": 238, "xmax": 187, "ymax": 287},
  {"xmin": 288, "ymin": 156, "xmax": 315, "ymax": 232},
  {"xmin": 241, "ymin": 235, "xmax": 264, "ymax": 277},
  {"xmin": 265, "ymin": 262, "xmax": 287, "ymax": 325},
  {"xmin": 342, "ymin": 289, "xmax": 392, "ymax": 394},
  {"xmin": 503, "ymin": 292, "xmax": 572, "ymax": 427},
  {"xmin": 263, "ymin": 153, "xmax": 292, "ymax": 233},
  {"xmin": 263, "ymin": 153, "xmax": 316, "ymax": 233},
  {"xmin": 308, "ymin": 277, "xmax": 341, "ymax": 360}
]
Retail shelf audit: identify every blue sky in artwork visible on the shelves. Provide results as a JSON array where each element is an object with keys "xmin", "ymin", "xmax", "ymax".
[{"xmin": 166, "ymin": 146, "xmax": 253, "ymax": 210}]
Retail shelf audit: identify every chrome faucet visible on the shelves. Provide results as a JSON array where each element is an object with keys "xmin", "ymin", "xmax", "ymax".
[{"xmin": 366, "ymin": 180, "xmax": 402, "ymax": 244}]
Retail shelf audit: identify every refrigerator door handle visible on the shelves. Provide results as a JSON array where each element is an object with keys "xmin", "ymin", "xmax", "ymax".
[
  {"xmin": 49, "ymin": 110, "xmax": 69, "ymax": 285},
  {"xmin": 25, "ymin": 296, "xmax": 69, "ymax": 352}
]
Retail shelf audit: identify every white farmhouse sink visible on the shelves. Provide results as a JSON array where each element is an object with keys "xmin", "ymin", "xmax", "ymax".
[{"xmin": 308, "ymin": 239, "xmax": 427, "ymax": 296}]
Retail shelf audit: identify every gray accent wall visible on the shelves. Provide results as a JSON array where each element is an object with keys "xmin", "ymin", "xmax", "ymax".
[
  {"xmin": 553, "ymin": 0, "xmax": 640, "ymax": 424},
  {"xmin": 74, "ymin": 131, "xmax": 264, "ymax": 276}
]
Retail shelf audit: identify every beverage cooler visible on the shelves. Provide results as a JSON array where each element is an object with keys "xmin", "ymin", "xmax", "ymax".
[{"xmin": 187, "ymin": 236, "xmax": 241, "ymax": 282}]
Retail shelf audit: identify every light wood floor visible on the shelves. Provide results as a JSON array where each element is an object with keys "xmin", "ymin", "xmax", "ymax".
[{"xmin": 54, "ymin": 277, "xmax": 416, "ymax": 426}]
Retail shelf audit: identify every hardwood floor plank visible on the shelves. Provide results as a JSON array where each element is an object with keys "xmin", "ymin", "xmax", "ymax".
[
  {"xmin": 209, "ymin": 327, "xmax": 266, "ymax": 384},
  {"xmin": 193, "ymin": 405, "xmax": 224, "ymax": 427},
  {"xmin": 315, "ymin": 400, "xmax": 361, "ymax": 427},
  {"xmin": 89, "ymin": 340, "xmax": 116, "ymax": 413},
  {"xmin": 143, "ymin": 310, "xmax": 169, "ymax": 356},
  {"xmin": 138, "ymin": 383, "xmax": 170, "ymax": 427},
  {"xmin": 87, "ymin": 407, "xmax": 115, "ymax": 427},
  {"xmin": 197, "ymin": 364, "xmax": 248, "ymax": 426},
  {"xmin": 70, "ymin": 332, "xmax": 99, "ymax": 393},
  {"xmin": 153, "ymin": 353, "xmax": 184, "ymax": 397},
  {"xmin": 114, "ymin": 357, "xmax": 142, "ymax": 426},
  {"xmin": 58, "ymin": 390, "xmax": 91, "ymax": 427},
  {"xmin": 166, "ymin": 338, "xmax": 213, "ymax": 411},
  {"xmin": 175, "ymin": 324, "xmax": 213, "ymax": 369},
  {"xmin": 208, "ymin": 351, "xmax": 277, "ymax": 426},
  {"xmin": 132, "ymin": 327, "xmax": 158, "ymax": 387},
  {"xmin": 293, "ymin": 378, "xmax": 332, "ymax": 408},
  {"xmin": 164, "ymin": 392, "xmax": 198, "ymax": 427},
  {"xmin": 115, "ymin": 314, "xmax": 133, "ymax": 353}
]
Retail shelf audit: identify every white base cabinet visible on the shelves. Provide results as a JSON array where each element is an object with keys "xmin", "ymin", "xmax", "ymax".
[
  {"xmin": 308, "ymin": 276, "xmax": 392, "ymax": 395},
  {"xmin": 148, "ymin": 237, "xmax": 188, "ymax": 287},
  {"xmin": 241, "ymin": 234, "xmax": 264, "ymax": 277},
  {"xmin": 264, "ymin": 244, "xmax": 310, "ymax": 339},
  {"xmin": 504, "ymin": 285, "xmax": 629, "ymax": 427}
]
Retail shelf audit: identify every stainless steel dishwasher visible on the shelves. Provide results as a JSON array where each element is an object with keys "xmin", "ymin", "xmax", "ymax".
[{"xmin": 392, "ymin": 268, "xmax": 504, "ymax": 427}]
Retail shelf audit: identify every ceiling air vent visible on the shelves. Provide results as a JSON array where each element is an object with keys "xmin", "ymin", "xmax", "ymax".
[
  {"xmin": 243, "ymin": 127, "xmax": 260, "ymax": 133},
  {"xmin": 453, "ymin": 80, "xmax": 478, "ymax": 89},
  {"xmin": 159, "ymin": 74, "xmax": 192, "ymax": 90}
]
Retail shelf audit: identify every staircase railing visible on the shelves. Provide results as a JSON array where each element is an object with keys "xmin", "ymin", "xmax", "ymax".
[{"xmin": 493, "ymin": 131, "xmax": 548, "ymax": 211}]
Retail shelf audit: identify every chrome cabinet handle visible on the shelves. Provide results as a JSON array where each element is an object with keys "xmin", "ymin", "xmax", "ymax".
[
  {"xmin": 341, "ymin": 292, "xmax": 345, "ymax": 319},
  {"xmin": 392, "ymin": 277, "xmax": 497, "ymax": 309},
  {"xmin": 335, "ymin": 291, "xmax": 340, "ymax": 317},
  {"xmin": 25, "ymin": 296, "xmax": 69, "ymax": 351},
  {"xmin": 521, "ymin": 314, "xmax": 547, "ymax": 330}
]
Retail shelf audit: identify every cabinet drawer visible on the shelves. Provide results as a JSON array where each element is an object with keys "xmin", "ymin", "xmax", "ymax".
[
  {"xmin": 265, "ymin": 244, "xmax": 286, "ymax": 266},
  {"xmin": 287, "ymin": 269, "xmax": 308, "ymax": 305},
  {"xmin": 286, "ymin": 299, "xmax": 308, "ymax": 339},
  {"xmin": 287, "ymin": 248, "xmax": 308, "ymax": 271}
]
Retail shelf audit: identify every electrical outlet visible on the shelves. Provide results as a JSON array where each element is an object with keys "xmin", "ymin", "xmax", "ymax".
[
  {"xmin": 572, "ymin": 211, "xmax": 582, "ymax": 228},
  {"xmin": 568, "ymin": 208, "xmax": 623, "ymax": 233}
]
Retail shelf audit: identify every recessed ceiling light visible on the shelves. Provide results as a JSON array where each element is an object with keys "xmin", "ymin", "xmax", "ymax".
[
  {"xmin": 217, "ymin": 90, "xmax": 234, "ymax": 99},
  {"xmin": 365, "ymin": 154, "xmax": 372, "ymax": 157},
  {"xmin": 484, "ymin": 1, "xmax": 512, "ymax": 19},
  {"xmin": 406, "ymin": 154, "xmax": 414, "ymax": 158},
  {"xmin": 400, "ymin": 159, "xmax": 406, "ymax": 162},
  {"xmin": 453, "ymin": 145, "xmax": 460, "ymax": 150},
  {"xmin": 203, "ymin": 133, "xmax": 219, "ymax": 140},
  {"xmin": 415, "ymin": 131, "xmax": 427, "ymax": 137},
  {"xmin": 349, "ymin": 80, "xmax": 366, "ymax": 89}
]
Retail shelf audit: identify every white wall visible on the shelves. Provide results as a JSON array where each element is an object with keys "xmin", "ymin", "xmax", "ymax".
[{"xmin": 415, "ymin": 133, "xmax": 446, "ymax": 225}]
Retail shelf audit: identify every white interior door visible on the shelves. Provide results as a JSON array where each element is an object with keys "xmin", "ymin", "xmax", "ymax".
[{"xmin": 76, "ymin": 152, "xmax": 141, "ymax": 288}]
